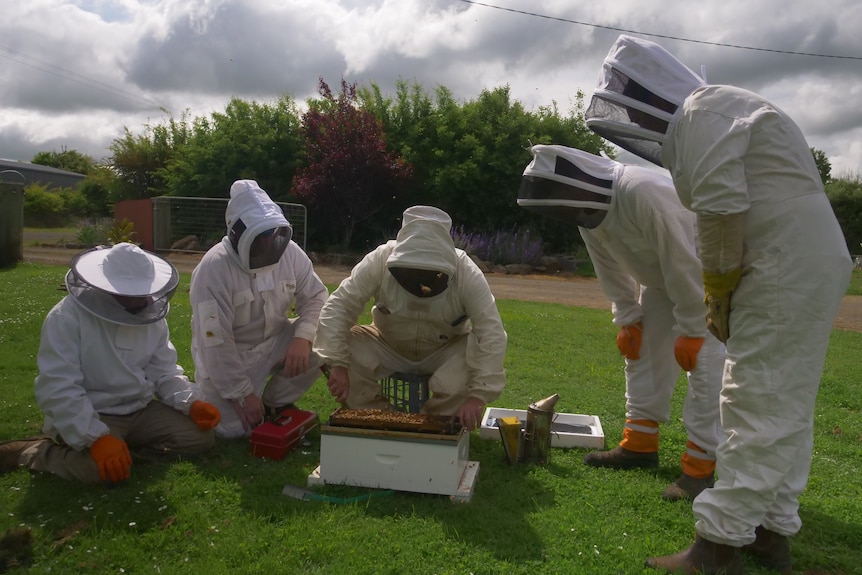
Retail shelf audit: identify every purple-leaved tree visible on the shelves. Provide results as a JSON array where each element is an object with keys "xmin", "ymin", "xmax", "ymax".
[{"xmin": 292, "ymin": 78, "xmax": 413, "ymax": 250}]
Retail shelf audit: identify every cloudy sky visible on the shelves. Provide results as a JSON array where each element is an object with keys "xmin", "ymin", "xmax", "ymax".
[{"xmin": 2, "ymin": 0, "xmax": 861, "ymax": 175}]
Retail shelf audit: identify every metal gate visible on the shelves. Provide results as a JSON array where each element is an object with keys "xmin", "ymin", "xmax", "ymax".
[{"xmin": 152, "ymin": 196, "xmax": 307, "ymax": 253}]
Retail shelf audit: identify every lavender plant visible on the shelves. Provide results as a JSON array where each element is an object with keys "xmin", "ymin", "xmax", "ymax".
[{"xmin": 451, "ymin": 226, "xmax": 543, "ymax": 266}]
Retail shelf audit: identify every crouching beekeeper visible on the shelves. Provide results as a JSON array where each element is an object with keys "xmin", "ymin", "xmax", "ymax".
[
  {"xmin": 190, "ymin": 180, "xmax": 328, "ymax": 439},
  {"xmin": 0, "ymin": 243, "xmax": 221, "ymax": 484},
  {"xmin": 314, "ymin": 206, "xmax": 508, "ymax": 431}
]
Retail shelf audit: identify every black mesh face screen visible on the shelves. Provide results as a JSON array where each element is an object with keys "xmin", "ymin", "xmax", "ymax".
[
  {"xmin": 554, "ymin": 157, "xmax": 614, "ymax": 190},
  {"xmin": 519, "ymin": 203, "xmax": 608, "ymax": 229},
  {"xmin": 518, "ymin": 176, "xmax": 610, "ymax": 229},
  {"xmin": 518, "ymin": 176, "xmax": 611, "ymax": 206},
  {"xmin": 248, "ymin": 227, "xmax": 290, "ymax": 269},
  {"xmin": 229, "ymin": 219, "xmax": 247, "ymax": 253},
  {"xmin": 389, "ymin": 267, "xmax": 450, "ymax": 298}
]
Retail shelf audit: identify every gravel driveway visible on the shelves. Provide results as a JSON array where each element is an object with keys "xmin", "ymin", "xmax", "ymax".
[{"xmin": 20, "ymin": 245, "xmax": 862, "ymax": 332}]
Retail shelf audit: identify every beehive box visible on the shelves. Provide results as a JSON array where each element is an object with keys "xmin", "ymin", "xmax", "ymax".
[
  {"xmin": 308, "ymin": 412, "xmax": 478, "ymax": 501},
  {"xmin": 479, "ymin": 407, "xmax": 604, "ymax": 449}
]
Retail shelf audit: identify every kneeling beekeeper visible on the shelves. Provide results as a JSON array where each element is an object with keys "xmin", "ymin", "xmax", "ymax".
[{"xmin": 0, "ymin": 243, "xmax": 221, "ymax": 484}]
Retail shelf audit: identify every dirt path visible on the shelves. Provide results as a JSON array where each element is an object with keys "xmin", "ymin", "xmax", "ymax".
[{"xmin": 20, "ymin": 245, "xmax": 862, "ymax": 332}]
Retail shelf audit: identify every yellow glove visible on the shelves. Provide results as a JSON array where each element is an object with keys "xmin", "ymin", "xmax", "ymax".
[
  {"xmin": 190, "ymin": 401, "xmax": 221, "ymax": 431},
  {"xmin": 674, "ymin": 336, "xmax": 704, "ymax": 372},
  {"xmin": 89, "ymin": 435, "xmax": 132, "ymax": 483},
  {"xmin": 703, "ymin": 269, "xmax": 742, "ymax": 344},
  {"xmin": 616, "ymin": 322, "xmax": 643, "ymax": 360}
]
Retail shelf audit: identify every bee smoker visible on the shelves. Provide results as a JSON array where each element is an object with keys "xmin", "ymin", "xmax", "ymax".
[{"xmin": 522, "ymin": 393, "xmax": 559, "ymax": 464}]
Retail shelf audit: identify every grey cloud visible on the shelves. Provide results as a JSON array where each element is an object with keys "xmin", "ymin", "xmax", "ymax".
[
  {"xmin": 0, "ymin": 29, "xmax": 157, "ymax": 114},
  {"xmin": 0, "ymin": 123, "xmax": 112, "ymax": 164},
  {"xmin": 124, "ymin": 2, "xmax": 346, "ymax": 100}
]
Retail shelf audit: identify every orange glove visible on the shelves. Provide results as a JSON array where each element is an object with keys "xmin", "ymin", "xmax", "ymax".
[
  {"xmin": 616, "ymin": 322, "xmax": 643, "ymax": 360},
  {"xmin": 674, "ymin": 336, "xmax": 705, "ymax": 372},
  {"xmin": 189, "ymin": 401, "xmax": 221, "ymax": 431},
  {"xmin": 89, "ymin": 435, "xmax": 132, "ymax": 483}
]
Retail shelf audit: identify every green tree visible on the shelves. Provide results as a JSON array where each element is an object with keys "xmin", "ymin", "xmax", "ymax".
[
  {"xmin": 31, "ymin": 148, "xmax": 97, "ymax": 175},
  {"xmin": 811, "ymin": 147, "xmax": 831, "ymax": 185},
  {"xmin": 108, "ymin": 111, "xmax": 190, "ymax": 200},
  {"xmin": 825, "ymin": 174, "xmax": 862, "ymax": 254},
  {"xmin": 359, "ymin": 81, "xmax": 611, "ymax": 251},
  {"xmin": 77, "ymin": 166, "xmax": 121, "ymax": 217},
  {"xmin": 292, "ymin": 78, "xmax": 413, "ymax": 250},
  {"xmin": 163, "ymin": 96, "xmax": 304, "ymax": 200},
  {"xmin": 23, "ymin": 183, "xmax": 69, "ymax": 227}
]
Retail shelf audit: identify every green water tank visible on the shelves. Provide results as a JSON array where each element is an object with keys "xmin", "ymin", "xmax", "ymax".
[{"xmin": 0, "ymin": 172, "xmax": 25, "ymax": 268}]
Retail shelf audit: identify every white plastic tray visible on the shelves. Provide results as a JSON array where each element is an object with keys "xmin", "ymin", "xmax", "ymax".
[{"xmin": 479, "ymin": 407, "xmax": 604, "ymax": 449}]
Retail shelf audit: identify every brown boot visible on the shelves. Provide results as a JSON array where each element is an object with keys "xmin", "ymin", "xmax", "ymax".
[
  {"xmin": 646, "ymin": 534, "xmax": 743, "ymax": 574},
  {"xmin": 741, "ymin": 526, "xmax": 792, "ymax": 574},
  {"xmin": 0, "ymin": 438, "xmax": 47, "ymax": 474},
  {"xmin": 662, "ymin": 473, "xmax": 715, "ymax": 502},
  {"xmin": 583, "ymin": 446, "xmax": 658, "ymax": 469}
]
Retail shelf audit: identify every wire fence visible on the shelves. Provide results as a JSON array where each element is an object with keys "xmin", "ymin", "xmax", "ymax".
[{"xmin": 152, "ymin": 196, "xmax": 307, "ymax": 253}]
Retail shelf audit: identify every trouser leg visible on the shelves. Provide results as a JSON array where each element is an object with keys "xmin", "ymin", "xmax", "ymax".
[
  {"xmin": 121, "ymin": 401, "xmax": 214, "ymax": 460},
  {"xmin": 693, "ymin": 291, "xmax": 836, "ymax": 545},
  {"xmin": 681, "ymin": 332, "xmax": 725, "ymax": 478},
  {"xmin": 419, "ymin": 337, "xmax": 470, "ymax": 416},
  {"xmin": 20, "ymin": 439, "xmax": 102, "ymax": 484},
  {"xmin": 620, "ymin": 287, "xmax": 678, "ymax": 452},
  {"xmin": 623, "ymin": 286, "xmax": 678, "ymax": 424},
  {"xmin": 19, "ymin": 401, "xmax": 212, "ymax": 483},
  {"xmin": 262, "ymin": 352, "xmax": 323, "ymax": 408},
  {"xmin": 344, "ymin": 325, "xmax": 408, "ymax": 410}
]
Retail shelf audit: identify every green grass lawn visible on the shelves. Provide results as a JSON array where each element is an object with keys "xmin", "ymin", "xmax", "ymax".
[
  {"xmin": 1, "ymin": 263, "xmax": 860, "ymax": 574},
  {"xmin": 847, "ymin": 269, "xmax": 862, "ymax": 295}
]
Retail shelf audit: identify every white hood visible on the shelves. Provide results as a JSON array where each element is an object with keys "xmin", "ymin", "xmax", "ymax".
[
  {"xmin": 386, "ymin": 206, "xmax": 458, "ymax": 277},
  {"xmin": 225, "ymin": 180, "xmax": 292, "ymax": 272},
  {"xmin": 518, "ymin": 145, "xmax": 620, "ymax": 229},
  {"xmin": 586, "ymin": 34, "xmax": 706, "ymax": 166}
]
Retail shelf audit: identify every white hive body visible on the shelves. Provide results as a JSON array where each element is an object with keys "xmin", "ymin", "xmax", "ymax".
[{"xmin": 308, "ymin": 409, "xmax": 479, "ymax": 502}]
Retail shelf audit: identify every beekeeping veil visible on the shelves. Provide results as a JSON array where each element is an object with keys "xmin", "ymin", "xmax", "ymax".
[
  {"xmin": 225, "ymin": 180, "xmax": 292, "ymax": 272},
  {"xmin": 66, "ymin": 242, "xmax": 179, "ymax": 326},
  {"xmin": 518, "ymin": 144, "xmax": 618, "ymax": 229},
  {"xmin": 386, "ymin": 206, "xmax": 457, "ymax": 298},
  {"xmin": 585, "ymin": 34, "xmax": 706, "ymax": 167}
]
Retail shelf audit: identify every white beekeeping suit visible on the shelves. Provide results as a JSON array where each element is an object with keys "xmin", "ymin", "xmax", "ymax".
[
  {"xmin": 2, "ymin": 243, "xmax": 220, "ymax": 484},
  {"xmin": 314, "ymin": 206, "xmax": 507, "ymax": 430},
  {"xmin": 190, "ymin": 180, "xmax": 328, "ymax": 439},
  {"xmin": 586, "ymin": 34, "xmax": 852, "ymax": 575},
  {"xmin": 519, "ymin": 144, "xmax": 725, "ymax": 502}
]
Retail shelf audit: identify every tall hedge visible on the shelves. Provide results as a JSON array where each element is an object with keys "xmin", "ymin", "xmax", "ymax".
[{"xmin": 826, "ymin": 177, "xmax": 862, "ymax": 255}]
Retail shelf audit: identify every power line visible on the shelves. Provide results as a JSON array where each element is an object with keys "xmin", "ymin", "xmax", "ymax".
[
  {"xmin": 457, "ymin": 0, "xmax": 862, "ymax": 61},
  {"xmin": 0, "ymin": 44, "xmax": 163, "ymax": 109}
]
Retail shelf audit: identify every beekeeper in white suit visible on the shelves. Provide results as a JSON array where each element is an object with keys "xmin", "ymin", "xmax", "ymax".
[
  {"xmin": 519, "ymin": 144, "xmax": 725, "ymax": 502},
  {"xmin": 190, "ymin": 180, "xmax": 328, "ymax": 439},
  {"xmin": 0, "ymin": 243, "xmax": 221, "ymax": 484},
  {"xmin": 586, "ymin": 34, "xmax": 852, "ymax": 575},
  {"xmin": 314, "ymin": 205, "xmax": 507, "ymax": 431}
]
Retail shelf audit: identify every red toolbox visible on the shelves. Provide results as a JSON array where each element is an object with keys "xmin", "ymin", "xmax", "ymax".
[{"xmin": 249, "ymin": 409, "xmax": 318, "ymax": 460}]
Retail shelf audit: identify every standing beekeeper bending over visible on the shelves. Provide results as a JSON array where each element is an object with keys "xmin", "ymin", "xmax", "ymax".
[
  {"xmin": 190, "ymin": 180, "xmax": 328, "ymax": 439},
  {"xmin": 0, "ymin": 243, "xmax": 221, "ymax": 484},
  {"xmin": 314, "ymin": 206, "xmax": 507, "ymax": 431},
  {"xmin": 585, "ymin": 34, "xmax": 852, "ymax": 575},
  {"xmin": 519, "ymin": 144, "xmax": 725, "ymax": 502}
]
